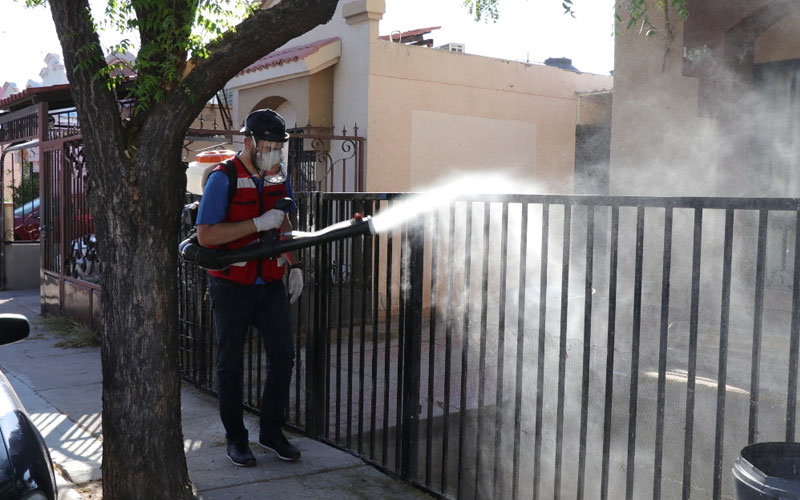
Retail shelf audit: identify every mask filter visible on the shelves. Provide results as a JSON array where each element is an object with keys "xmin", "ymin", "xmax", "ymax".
[
  {"xmin": 263, "ymin": 161, "xmax": 287, "ymax": 184},
  {"xmin": 252, "ymin": 141, "xmax": 287, "ymax": 183}
]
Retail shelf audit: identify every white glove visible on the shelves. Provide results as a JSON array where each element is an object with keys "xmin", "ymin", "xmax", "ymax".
[
  {"xmin": 288, "ymin": 268, "xmax": 304, "ymax": 304},
  {"xmin": 253, "ymin": 209, "xmax": 284, "ymax": 232}
]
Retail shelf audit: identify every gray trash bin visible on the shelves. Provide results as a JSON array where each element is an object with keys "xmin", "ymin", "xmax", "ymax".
[{"xmin": 733, "ymin": 442, "xmax": 800, "ymax": 499}]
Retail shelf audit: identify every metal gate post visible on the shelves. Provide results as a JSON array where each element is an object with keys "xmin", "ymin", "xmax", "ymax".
[
  {"xmin": 306, "ymin": 192, "xmax": 328, "ymax": 438},
  {"xmin": 401, "ymin": 215, "xmax": 424, "ymax": 480}
]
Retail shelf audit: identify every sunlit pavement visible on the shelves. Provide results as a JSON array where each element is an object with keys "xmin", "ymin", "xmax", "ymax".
[{"xmin": 0, "ymin": 288, "xmax": 434, "ymax": 499}]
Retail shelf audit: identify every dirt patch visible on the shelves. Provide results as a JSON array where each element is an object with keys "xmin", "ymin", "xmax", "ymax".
[{"xmin": 76, "ymin": 481, "xmax": 102, "ymax": 499}]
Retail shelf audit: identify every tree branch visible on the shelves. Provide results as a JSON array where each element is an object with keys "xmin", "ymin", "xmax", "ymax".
[
  {"xmin": 174, "ymin": 0, "xmax": 339, "ymax": 127},
  {"xmin": 48, "ymin": 0, "xmax": 127, "ymax": 194},
  {"xmin": 126, "ymin": 0, "xmax": 195, "ymax": 131}
]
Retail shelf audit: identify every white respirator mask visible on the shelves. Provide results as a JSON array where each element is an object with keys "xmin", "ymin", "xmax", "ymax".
[{"xmin": 252, "ymin": 141, "xmax": 288, "ymax": 184}]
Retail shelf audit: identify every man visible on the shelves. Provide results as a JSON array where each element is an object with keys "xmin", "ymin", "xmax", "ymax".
[{"xmin": 196, "ymin": 108, "xmax": 304, "ymax": 467}]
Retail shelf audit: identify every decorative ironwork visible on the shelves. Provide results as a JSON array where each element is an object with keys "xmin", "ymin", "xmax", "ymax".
[
  {"xmin": 184, "ymin": 124, "xmax": 365, "ymax": 193},
  {"xmin": 286, "ymin": 124, "xmax": 365, "ymax": 193},
  {"xmin": 287, "ymin": 141, "xmax": 318, "ymax": 193},
  {"xmin": 47, "ymin": 109, "xmax": 80, "ymax": 140},
  {"xmin": 68, "ymin": 234, "xmax": 101, "ymax": 283},
  {"xmin": 65, "ymin": 140, "xmax": 85, "ymax": 178},
  {"xmin": 41, "ymin": 139, "xmax": 99, "ymax": 285},
  {"xmin": 0, "ymin": 113, "xmax": 38, "ymax": 143}
]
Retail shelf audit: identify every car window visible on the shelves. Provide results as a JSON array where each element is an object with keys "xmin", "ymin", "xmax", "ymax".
[{"xmin": 13, "ymin": 198, "xmax": 39, "ymax": 218}]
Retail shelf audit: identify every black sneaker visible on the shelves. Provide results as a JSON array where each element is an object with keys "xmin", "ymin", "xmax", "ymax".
[
  {"xmin": 226, "ymin": 440, "xmax": 256, "ymax": 467},
  {"xmin": 258, "ymin": 429, "xmax": 301, "ymax": 461}
]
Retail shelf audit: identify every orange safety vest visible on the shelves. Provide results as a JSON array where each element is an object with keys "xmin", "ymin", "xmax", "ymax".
[{"xmin": 207, "ymin": 156, "xmax": 287, "ymax": 284}]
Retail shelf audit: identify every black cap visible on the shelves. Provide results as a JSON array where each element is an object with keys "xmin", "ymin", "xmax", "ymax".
[{"xmin": 240, "ymin": 109, "xmax": 289, "ymax": 142}]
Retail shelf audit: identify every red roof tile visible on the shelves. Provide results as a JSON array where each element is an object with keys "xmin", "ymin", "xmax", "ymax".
[
  {"xmin": 239, "ymin": 37, "xmax": 341, "ymax": 75},
  {"xmin": 379, "ymin": 26, "xmax": 441, "ymax": 41}
]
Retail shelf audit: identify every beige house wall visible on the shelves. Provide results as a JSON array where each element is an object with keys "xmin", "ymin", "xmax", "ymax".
[
  {"xmin": 367, "ymin": 41, "xmax": 612, "ymax": 193},
  {"xmin": 610, "ymin": 17, "xmax": 722, "ymax": 196},
  {"xmin": 611, "ymin": 7, "xmax": 800, "ymax": 197},
  {"xmin": 577, "ymin": 92, "xmax": 612, "ymax": 126},
  {"xmin": 229, "ymin": 0, "xmax": 376, "ymax": 137},
  {"xmin": 309, "ymin": 68, "xmax": 335, "ymax": 127},
  {"xmin": 755, "ymin": 9, "xmax": 800, "ymax": 64},
  {"xmin": 226, "ymin": 0, "xmax": 612, "ymax": 194},
  {"xmin": 239, "ymin": 78, "xmax": 310, "ymax": 129}
]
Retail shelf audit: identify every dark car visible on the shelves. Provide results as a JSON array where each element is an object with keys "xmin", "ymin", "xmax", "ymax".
[
  {"xmin": 12, "ymin": 199, "xmax": 40, "ymax": 241},
  {"xmin": 0, "ymin": 314, "xmax": 57, "ymax": 500}
]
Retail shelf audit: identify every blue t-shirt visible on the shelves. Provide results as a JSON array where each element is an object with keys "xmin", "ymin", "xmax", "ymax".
[{"xmin": 196, "ymin": 164, "xmax": 296, "ymax": 284}]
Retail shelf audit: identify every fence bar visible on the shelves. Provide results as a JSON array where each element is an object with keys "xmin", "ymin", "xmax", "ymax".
[
  {"xmin": 554, "ymin": 204, "xmax": 572, "ymax": 500},
  {"xmin": 400, "ymin": 214, "xmax": 424, "ymax": 480},
  {"xmin": 474, "ymin": 202, "xmax": 492, "ymax": 500},
  {"xmin": 358, "ymin": 140, "xmax": 365, "ymax": 191},
  {"xmin": 787, "ymin": 211, "xmax": 800, "ymax": 441},
  {"xmin": 340, "ymin": 154, "xmax": 346, "ymax": 192},
  {"xmin": 440, "ymin": 203, "xmax": 457, "ymax": 491},
  {"xmin": 577, "ymin": 204, "xmax": 596, "ymax": 500},
  {"xmin": 395, "ymin": 220, "xmax": 408, "ymax": 468},
  {"xmin": 653, "ymin": 207, "xmax": 673, "ymax": 500},
  {"xmin": 682, "ymin": 208, "xmax": 703, "ymax": 500},
  {"xmin": 294, "ymin": 196, "xmax": 308, "ymax": 426},
  {"xmin": 382, "ymin": 200, "xmax": 394, "ymax": 465},
  {"xmin": 457, "ymin": 204, "xmax": 474, "ymax": 499},
  {"xmin": 492, "ymin": 202, "xmax": 510, "ymax": 499},
  {"xmin": 600, "ymin": 206, "xmax": 620, "ymax": 500},
  {"xmin": 357, "ymin": 199, "xmax": 369, "ymax": 453},
  {"xmin": 712, "ymin": 209, "xmax": 735, "ymax": 500},
  {"xmin": 532, "ymin": 204, "xmax": 550, "ymax": 500},
  {"xmin": 426, "ymin": 209, "xmax": 440, "ymax": 488},
  {"xmin": 625, "ymin": 206, "xmax": 646, "ymax": 500},
  {"xmin": 324, "ymin": 200, "xmax": 334, "ymax": 437},
  {"xmin": 511, "ymin": 203, "xmax": 528, "ymax": 500},
  {"xmin": 315, "ymin": 194, "xmax": 331, "ymax": 438},
  {"xmin": 60, "ymin": 142, "xmax": 68, "ymax": 305},
  {"xmin": 748, "ymin": 210, "xmax": 768, "ymax": 444},
  {"xmin": 335, "ymin": 202, "xmax": 345, "ymax": 443},
  {"xmin": 370, "ymin": 202, "xmax": 381, "ymax": 459},
  {"xmin": 347, "ymin": 203, "xmax": 356, "ymax": 449}
]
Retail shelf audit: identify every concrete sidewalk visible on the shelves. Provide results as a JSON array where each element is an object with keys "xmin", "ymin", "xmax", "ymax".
[{"xmin": 0, "ymin": 288, "xmax": 432, "ymax": 500}]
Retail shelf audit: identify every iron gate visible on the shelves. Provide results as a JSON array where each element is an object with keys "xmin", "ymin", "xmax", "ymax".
[
  {"xmin": 180, "ymin": 192, "xmax": 800, "ymax": 500},
  {"xmin": 0, "ymin": 104, "xmax": 42, "ymax": 291},
  {"xmin": 40, "ymin": 128, "xmax": 101, "ymax": 327}
]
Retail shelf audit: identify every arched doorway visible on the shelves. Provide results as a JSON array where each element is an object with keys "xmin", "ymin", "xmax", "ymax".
[{"xmin": 251, "ymin": 96, "xmax": 297, "ymax": 130}]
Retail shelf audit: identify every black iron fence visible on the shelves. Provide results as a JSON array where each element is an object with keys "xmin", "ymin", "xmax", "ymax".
[
  {"xmin": 178, "ymin": 192, "xmax": 800, "ymax": 500},
  {"xmin": 185, "ymin": 124, "xmax": 366, "ymax": 194}
]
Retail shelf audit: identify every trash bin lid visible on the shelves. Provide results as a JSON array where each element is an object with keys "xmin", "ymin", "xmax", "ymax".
[{"xmin": 733, "ymin": 442, "xmax": 800, "ymax": 499}]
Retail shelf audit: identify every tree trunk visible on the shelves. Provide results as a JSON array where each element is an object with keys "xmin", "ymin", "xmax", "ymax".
[
  {"xmin": 97, "ymin": 142, "xmax": 191, "ymax": 499},
  {"xmin": 45, "ymin": 1, "xmax": 340, "ymax": 497},
  {"xmin": 45, "ymin": 2, "xmax": 192, "ymax": 498}
]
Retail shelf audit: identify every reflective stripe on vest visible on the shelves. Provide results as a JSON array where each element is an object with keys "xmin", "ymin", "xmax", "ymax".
[{"xmin": 207, "ymin": 156, "xmax": 287, "ymax": 284}]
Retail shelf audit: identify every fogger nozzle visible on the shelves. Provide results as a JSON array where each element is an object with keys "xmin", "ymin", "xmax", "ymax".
[{"xmin": 179, "ymin": 215, "xmax": 376, "ymax": 271}]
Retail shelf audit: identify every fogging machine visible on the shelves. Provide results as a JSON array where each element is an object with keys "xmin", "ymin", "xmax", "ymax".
[{"xmin": 179, "ymin": 199, "xmax": 376, "ymax": 270}]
